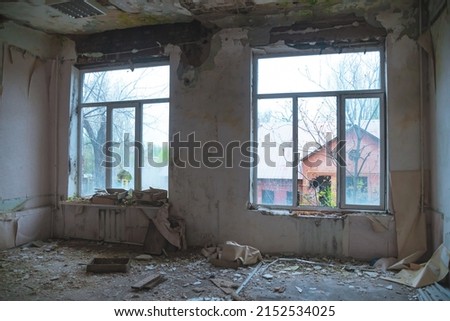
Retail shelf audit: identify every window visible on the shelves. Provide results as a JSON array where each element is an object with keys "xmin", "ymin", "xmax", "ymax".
[
  {"xmin": 78, "ymin": 63, "xmax": 170, "ymax": 196},
  {"xmin": 252, "ymin": 49, "xmax": 386, "ymax": 210}
]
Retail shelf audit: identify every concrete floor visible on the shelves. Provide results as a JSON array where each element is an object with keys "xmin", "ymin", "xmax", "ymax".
[{"xmin": 0, "ymin": 239, "xmax": 418, "ymax": 301}]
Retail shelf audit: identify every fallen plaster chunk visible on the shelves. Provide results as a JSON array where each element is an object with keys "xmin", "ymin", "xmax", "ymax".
[
  {"xmin": 364, "ymin": 271, "xmax": 379, "ymax": 278},
  {"xmin": 274, "ymin": 286, "xmax": 286, "ymax": 293},
  {"xmin": 373, "ymin": 257, "xmax": 397, "ymax": 271},
  {"xmin": 262, "ymin": 274, "xmax": 273, "ymax": 280},
  {"xmin": 134, "ymin": 254, "xmax": 153, "ymax": 261}
]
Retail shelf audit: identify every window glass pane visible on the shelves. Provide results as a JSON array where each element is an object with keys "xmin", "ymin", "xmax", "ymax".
[
  {"xmin": 298, "ymin": 97, "xmax": 337, "ymax": 207},
  {"xmin": 81, "ymin": 107, "xmax": 106, "ymax": 195},
  {"xmin": 82, "ymin": 65, "xmax": 169, "ymax": 103},
  {"xmin": 111, "ymin": 108, "xmax": 136, "ymax": 189},
  {"xmin": 257, "ymin": 98, "xmax": 293, "ymax": 206},
  {"xmin": 344, "ymin": 97, "xmax": 381, "ymax": 206},
  {"xmin": 142, "ymin": 103, "xmax": 169, "ymax": 190},
  {"xmin": 258, "ymin": 51, "xmax": 380, "ymax": 94}
]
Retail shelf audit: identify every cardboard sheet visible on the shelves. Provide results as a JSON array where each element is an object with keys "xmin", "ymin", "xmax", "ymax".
[
  {"xmin": 143, "ymin": 204, "xmax": 186, "ymax": 250},
  {"xmin": 383, "ymin": 244, "xmax": 450, "ymax": 288}
]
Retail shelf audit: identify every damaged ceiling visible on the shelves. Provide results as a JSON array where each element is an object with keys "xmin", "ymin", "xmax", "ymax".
[{"xmin": 0, "ymin": 0, "xmax": 416, "ymax": 35}]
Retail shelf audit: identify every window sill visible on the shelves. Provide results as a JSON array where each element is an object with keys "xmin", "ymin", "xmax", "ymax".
[{"xmin": 249, "ymin": 205, "xmax": 391, "ymax": 218}]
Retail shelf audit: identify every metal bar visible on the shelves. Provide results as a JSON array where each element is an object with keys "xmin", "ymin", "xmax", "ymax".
[{"xmin": 236, "ymin": 262, "xmax": 263, "ymax": 295}]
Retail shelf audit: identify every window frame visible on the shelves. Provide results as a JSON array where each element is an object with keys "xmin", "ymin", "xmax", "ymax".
[
  {"xmin": 251, "ymin": 46, "xmax": 387, "ymax": 212},
  {"xmin": 76, "ymin": 61, "xmax": 170, "ymax": 196}
]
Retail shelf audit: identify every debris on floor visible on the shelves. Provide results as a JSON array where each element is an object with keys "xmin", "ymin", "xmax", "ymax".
[
  {"xmin": 210, "ymin": 278, "xmax": 239, "ymax": 294},
  {"xmin": 134, "ymin": 254, "xmax": 153, "ymax": 261},
  {"xmin": 373, "ymin": 257, "xmax": 398, "ymax": 272},
  {"xmin": 76, "ymin": 187, "xmax": 169, "ymax": 207},
  {"xmin": 418, "ymin": 282, "xmax": 450, "ymax": 300},
  {"xmin": 0, "ymin": 239, "xmax": 423, "ymax": 301}
]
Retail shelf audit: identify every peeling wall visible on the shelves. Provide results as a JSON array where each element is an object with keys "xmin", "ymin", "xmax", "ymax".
[
  {"xmin": 429, "ymin": 8, "xmax": 450, "ymax": 251},
  {"xmin": 0, "ymin": 4, "xmax": 426, "ymax": 259},
  {"xmin": 0, "ymin": 22, "xmax": 75, "ymax": 249}
]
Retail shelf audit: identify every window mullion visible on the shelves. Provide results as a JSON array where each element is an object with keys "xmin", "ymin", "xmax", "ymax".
[
  {"xmin": 251, "ymin": 57, "xmax": 259, "ymax": 204},
  {"xmin": 76, "ymin": 73, "xmax": 84, "ymax": 196},
  {"xmin": 380, "ymin": 93, "xmax": 387, "ymax": 210},
  {"xmin": 77, "ymin": 106, "xmax": 82, "ymax": 196},
  {"xmin": 135, "ymin": 103, "xmax": 143, "ymax": 191},
  {"xmin": 105, "ymin": 106, "xmax": 113, "ymax": 189},
  {"xmin": 292, "ymin": 97, "xmax": 299, "ymax": 206},
  {"xmin": 337, "ymin": 95, "xmax": 346, "ymax": 208}
]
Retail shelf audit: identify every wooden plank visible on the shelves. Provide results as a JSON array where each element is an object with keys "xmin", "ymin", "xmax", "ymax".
[
  {"xmin": 132, "ymin": 274, "xmax": 166, "ymax": 290},
  {"xmin": 86, "ymin": 258, "xmax": 130, "ymax": 273},
  {"xmin": 210, "ymin": 278, "xmax": 239, "ymax": 295}
]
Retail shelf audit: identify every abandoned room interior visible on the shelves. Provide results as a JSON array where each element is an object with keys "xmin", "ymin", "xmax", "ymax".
[{"xmin": 0, "ymin": 0, "xmax": 449, "ymax": 302}]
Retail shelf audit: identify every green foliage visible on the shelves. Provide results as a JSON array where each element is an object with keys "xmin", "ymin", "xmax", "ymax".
[
  {"xmin": 117, "ymin": 169, "xmax": 132, "ymax": 182},
  {"xmin": 318, "ymin": 186, "xmax": 336, "ymax": 207}
]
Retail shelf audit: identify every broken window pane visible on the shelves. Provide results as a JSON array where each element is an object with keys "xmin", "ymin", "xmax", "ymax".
[
  {"xmin": 344, "ymin": 97, "xmax": 381, "ymax": 206},
  {"xmin": 257, "ymin": 98, "xmax": 293, "ymax": 206},
  {"xmin": 81, "ymin": 107, "xmax": 106, "ymax": 195},
  {"xmin": 298, "ymin": 97, "xmax": 337, "ymax": 207}
]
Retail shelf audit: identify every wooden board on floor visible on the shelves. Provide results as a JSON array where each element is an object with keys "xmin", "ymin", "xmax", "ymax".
[
  {"xmin": 210, "ymin": 278, "xmax": 239, "ymax": 294},
  {"xmin": 131, "ymin": 274, "xmax": 166, "ymax": 290}
]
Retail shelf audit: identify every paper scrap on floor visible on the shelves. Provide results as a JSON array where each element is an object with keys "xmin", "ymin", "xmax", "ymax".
[{"xmin": 202, "ymin": 241, "xmax": 262, "ymax": 267}]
